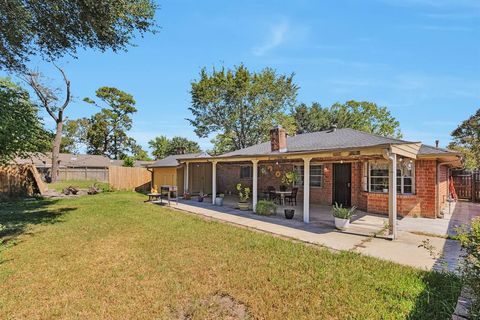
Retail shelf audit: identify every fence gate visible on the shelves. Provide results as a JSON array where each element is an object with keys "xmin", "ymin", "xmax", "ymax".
[{"xmin": 452, "ymin": 170, "xmax": 480, "ymax": 202}]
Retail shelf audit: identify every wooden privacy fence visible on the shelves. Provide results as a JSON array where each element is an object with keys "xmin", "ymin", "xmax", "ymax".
[
  {"xmin": 58, "ymin": 167, "xmax": 108, "ymax": 181},
  {"xmin": 0, "ymin": 165, "xmax": 45, "ymax": 196},
  {"xmin": 452, "ymin": 170, "xmax": 480, "ymax": 202},
  {"xmin": 108, "ymin": 166, "xmax": 151, "ymax": 192}
]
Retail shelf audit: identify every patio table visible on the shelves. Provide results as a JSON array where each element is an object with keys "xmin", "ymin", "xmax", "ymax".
[{"xmin": 275, "ymin": 190, "xmax": 292, "ymax": 205}]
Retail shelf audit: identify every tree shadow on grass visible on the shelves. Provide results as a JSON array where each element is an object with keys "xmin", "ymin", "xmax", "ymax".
[
  {"xmin": 0, "ymin": 198, "xmax": 76, "ymax": 244},
  {"xmin": 407, "ymin": 270, "xmax": 462, "ymax": 319}
]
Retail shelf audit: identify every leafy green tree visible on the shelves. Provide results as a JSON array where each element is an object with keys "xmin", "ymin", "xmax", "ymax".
[
  {"xmin": 292, "ymin": 100, "xmax": 402, "ymax": 138},
  {"xmin": 83, "ymin": 87, "xmax": 137, "ymax": 159},
  {"xmin": 168, "ymin": 137, "xmax": 201, "ymax": 155},
  {"xmin": 149, "ymin": 136, "xmax": 170, "ymax": 160},
  {"xmin": 0, "ymin": 78, "xmax": 50, "ymax": 164},
  {"xmin": 60, "ymin": 118, "xmax": 89, "ymax": 153},
  {"xmin": 129, "ymin": 142, "xmax": 151, "ymax": 161},
  {"xmin": 449, "ymin": 108, "xmax": 480, "ymax": 170},
  {"xmin": 149, "ymin": 135, "xmax": 201, "ymax": 159},
  {"xmin": 189, "ymin": 64, "xmax": 298, "ymax": 151},
  {"xmin": 0, "ymin": 0, "xmax": 157, "ymax": 71}
]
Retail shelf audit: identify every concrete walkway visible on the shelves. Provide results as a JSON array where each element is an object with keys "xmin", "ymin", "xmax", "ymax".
[{"xmin": 157, "ymin": 200, "xmax": 480, "ymax": 272}]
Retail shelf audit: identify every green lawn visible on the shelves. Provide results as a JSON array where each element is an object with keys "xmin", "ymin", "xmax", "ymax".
[
  {"xmin": 0, "ymin": 192, "xmax": 461, "ymax": 319},
  {"xmin": 47, "ymin": 179, "xmax": 110, "ymax": 192}
]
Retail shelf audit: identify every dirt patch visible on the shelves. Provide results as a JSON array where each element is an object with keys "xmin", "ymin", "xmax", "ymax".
[{"xmin": 179, "ymin": 293, "xmax": 250, "ymax": 320}]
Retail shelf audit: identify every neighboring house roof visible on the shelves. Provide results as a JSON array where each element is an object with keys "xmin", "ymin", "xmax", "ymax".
[
  {"xmin": 109, "ymin": 160, "xmax": 155, "ymax": 167},
  {"xmin": 218, "ymin": 128, "xmax": 418, "ymax": 157},
  {"xmin": 148, "ymin": 153, "xmax": 210, "ymax": 168},
  {"xmin": 14, "ymin": 153, "xmax": 114, "ymax": 168}
]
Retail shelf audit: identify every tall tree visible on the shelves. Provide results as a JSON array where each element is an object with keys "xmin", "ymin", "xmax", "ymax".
[
  {"xmin": 189, "ymin": 64, "xmax": 298, "ymax": 151},
  {"xmin": 60, "ymin": 118, "xmax": 89, "ymax": 153},
  {"xmin": 149, "ymin": 136, "xmax": 201, "ymax": 159},
  {"xmin": 149, "ymin": 136, "xmax": 170, "ymax": 160},
  {"xmin": 22, "ymin": 66, "xmax": 71, "ymax": 182},
  {"xmin": 129, "ymin": 142, "xmax": 151, "ymax": 161},
  {"xmin": 83, "ymin": 87, "xmax": 137, "ymax": 159},
  {"xmin": 0, "ymin": 78, "xmax": 49, "ymax": 164},
  {"xmin": 292, "ymin": 100, "xmax": 402, "ymax": 138},
  {"xmin": 0, "ymin": 0, "xmax": 157, "ymax": 72},
  {"xmin": 449, "ymin": 108, "xmax": 480, "ymax": 170}
]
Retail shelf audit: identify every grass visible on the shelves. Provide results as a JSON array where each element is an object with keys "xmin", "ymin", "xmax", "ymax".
[
  {"xmin": 0, "ymin": 192, "xmax": 461, "ymax": 319},
  {"xmin": 47, "ymin": 179, "xmax": 110, "ymax": 192}
]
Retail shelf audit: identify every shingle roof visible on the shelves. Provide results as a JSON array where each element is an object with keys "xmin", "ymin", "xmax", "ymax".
[
  {"xmin": 14, "ymin": 153, "xmax": 114, "ymax": 168},
  {"xmin": 148, "ymin": 153, "xmax": 210, "ymax": 168},
  {"xmin": 418, "ymin": 144, "xmax": 457, "ymax": 155},
  {"xmin": 219, "ymin": 128, "xmax": 416, "ymax": 157}
]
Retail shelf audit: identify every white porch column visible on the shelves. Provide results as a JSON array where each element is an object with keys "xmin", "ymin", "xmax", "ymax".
[
  {"xmin": 252, "ymin": 160, "xmax": 259, "ymax": 212},
  {"xmin": 184, "ymin": 162, "xmax": 189, "ymax": 194},
  {"xmin": 212, "ymin": 160, "xmax": 217, "ymax": 204},
  {"xmin": 303, "ymin": 157, "xmax": 312, "ymax": 223},
  {"xmin": 388, "ymin": 152, "xmax": 398, "ymax": 239}
]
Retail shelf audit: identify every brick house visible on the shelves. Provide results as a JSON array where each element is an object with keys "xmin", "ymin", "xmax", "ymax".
[{"xmin": 150, "ymin": 127, "xmax": 461, "ymax": 239}]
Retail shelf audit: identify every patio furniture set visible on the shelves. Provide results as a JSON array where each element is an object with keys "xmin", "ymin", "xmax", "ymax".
[{"xmin": 263, "ymin": 186, "xmax": 299, "ymax": 206}]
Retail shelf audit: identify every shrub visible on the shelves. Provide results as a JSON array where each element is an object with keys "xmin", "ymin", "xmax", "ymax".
[
  {"xmin": 332, "ymin": 202, "xmax": 356, "ymax": 219},
  {"xmin": 457, "ymin": 217, "xmax": 480, "ymax": 318},
  {"xmin": 255, "ymin": 200, "xmax": 277, "ymax": 216}
]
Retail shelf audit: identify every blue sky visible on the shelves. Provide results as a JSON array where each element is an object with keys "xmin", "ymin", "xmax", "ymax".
[{"xmin": 3, "ymin": 0, "xmax": 479, "ymax": 152}]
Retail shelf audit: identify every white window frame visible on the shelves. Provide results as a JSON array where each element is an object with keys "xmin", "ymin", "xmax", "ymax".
[
  {"xmin": 366, "ymin": 160, "xmax": 415, "ymax": 194},
  {"xmin": 293, "ymin": 163, "xmax": 324, "ymax": 188}
]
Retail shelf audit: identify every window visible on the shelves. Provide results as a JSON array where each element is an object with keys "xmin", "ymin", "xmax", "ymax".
[
  {"xmin": 240, "ymin": 165, "xmax": 252, "ymax": 179},
  {"xmin": 367, "ymin": 160, "xmax": 415, "ymax": 194},
  {"xmin": 294, "ymin": 164, "xmax": 324, "ymax": 187}
]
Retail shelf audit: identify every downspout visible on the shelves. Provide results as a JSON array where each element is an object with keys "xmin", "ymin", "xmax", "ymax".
[{"xmin": 147, "ymin": 167, "xmax": 154, "ymax": 191}]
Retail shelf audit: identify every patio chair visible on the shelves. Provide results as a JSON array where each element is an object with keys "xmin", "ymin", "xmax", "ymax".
[
  {"xmin": 285, "ymin": 187, "xmax": 298, "ymax": 206},
  {"xmin": 267, "ymin": 186, "xmax": 279, "ymax": 203}
]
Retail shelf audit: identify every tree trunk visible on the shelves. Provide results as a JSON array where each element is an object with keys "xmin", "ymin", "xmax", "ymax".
[{"xmin": 51, "ymin": 120, "xmax": 63, "ymax": 182}]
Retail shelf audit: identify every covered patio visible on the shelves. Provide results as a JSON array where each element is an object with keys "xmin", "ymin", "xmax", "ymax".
[{"xmin": 203, "ymin": 194, "xmax": 389, "ymax": 236}]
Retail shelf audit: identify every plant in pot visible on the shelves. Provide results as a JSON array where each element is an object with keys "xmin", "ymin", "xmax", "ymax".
[
  {"xmin": 236, "ymin": 183, "xmax": 250, "ymax": 211},
  {"xmin": 183, "ymin": 189, "xmax": 191, "ymax": 200},
  {"xmin": 215, "ymin": 192, "xmax": 224, "ymax": 206},
  {"xmin": 281, "ymin": 170, "xmax": 299, "ymax": 219},
  {"xmin": 332, "ymin": 202, "xmax": 356, "ymax": 230},
  {"xmin": 198, "ymin": 191, "xmax": 204, "ymax": 202}
]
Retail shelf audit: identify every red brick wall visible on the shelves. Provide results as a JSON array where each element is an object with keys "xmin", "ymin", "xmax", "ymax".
[{"xmin": 354, "ymin": 160, "xmax": 438, "ymax": 218}]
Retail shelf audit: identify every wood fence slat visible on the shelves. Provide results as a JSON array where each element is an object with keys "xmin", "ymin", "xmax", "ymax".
[{"xmin": 108, "ymin": 166, "xmax": 151, "ymax": 192}]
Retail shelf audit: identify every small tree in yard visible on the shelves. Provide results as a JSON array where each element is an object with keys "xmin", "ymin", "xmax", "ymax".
[{"xmin": 22, "ymin": 66, "xmax": 71, "ymax": 182}]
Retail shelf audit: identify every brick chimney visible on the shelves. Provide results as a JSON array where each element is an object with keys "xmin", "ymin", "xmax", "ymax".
[{"xmin": 270, "ymin": 125, "xmax": 287, "ymax": 152}]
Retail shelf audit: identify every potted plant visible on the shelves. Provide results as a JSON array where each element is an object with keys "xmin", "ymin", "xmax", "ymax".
[
  {"xmin": 198, "ymin": 191, "xmax": 204, "ymax": 202},
  {"xmin": 183, "ymin": 189, "xmax": 191, "ymax": 200},
  {"xmin": 236, "ymin": 183, "xmax": 250, "ymax": 211},
  {"xmin": 215, "ymin": 192, "xmax": 224, "ymax": 206},
  {"xmin": 332, "ymin": 202, "xmax": 356, "ymax": 230},
  {"xmin": 282, "ymin": 170, "xmax": 299, "ymax": 219}
]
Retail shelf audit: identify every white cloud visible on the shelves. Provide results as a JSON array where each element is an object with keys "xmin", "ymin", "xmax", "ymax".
[{"xmin": 252, "ymin": 20, "xmax": 290, "ymax": 56}]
